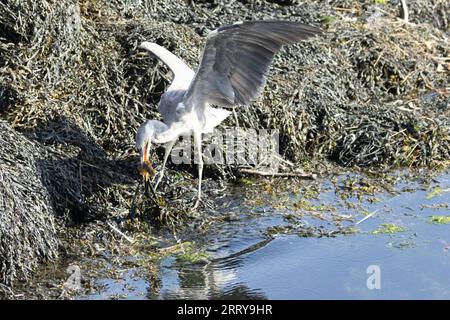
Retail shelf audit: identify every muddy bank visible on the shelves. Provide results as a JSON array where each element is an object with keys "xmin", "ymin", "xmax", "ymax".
[{"xmin": 0, "ymin": 0, "xmax": 449, "ymax": 291}]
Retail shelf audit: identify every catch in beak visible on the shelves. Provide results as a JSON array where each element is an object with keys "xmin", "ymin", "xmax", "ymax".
[{"xmin": 138, "ymin": 140, "xmax": 156, "ymax": 182}]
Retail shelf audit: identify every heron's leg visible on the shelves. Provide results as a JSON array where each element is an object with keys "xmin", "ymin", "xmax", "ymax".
[
  {"xmin": 192, "ymin": 130, "xmax": 203, "ymax": 210},
  {"xmin": 154, "ymin": 138, "xmax": 177, "ymax": 191}
]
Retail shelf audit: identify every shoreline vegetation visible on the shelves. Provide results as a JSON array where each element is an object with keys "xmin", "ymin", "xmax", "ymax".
[{"xmin": 0, "ymin": 0, "xmax": 449, "ymax": 296}]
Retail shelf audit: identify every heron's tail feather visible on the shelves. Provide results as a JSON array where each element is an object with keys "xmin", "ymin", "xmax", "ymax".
[{"xmin": 202, "ymin": 107, "xmax": 232, "ymax": 134}]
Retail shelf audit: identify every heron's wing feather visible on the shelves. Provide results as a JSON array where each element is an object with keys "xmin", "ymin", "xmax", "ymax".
[
  {"xmin": 203, "ymin": 107, "xmax": 232, "ymax": 134},
  {"xmin": 184, "ymin": 21, "xmax": 321, "ymax": 110},
  {"xmin": 139, "ymin": 42, "xmax": 195, "ymax": 91}
]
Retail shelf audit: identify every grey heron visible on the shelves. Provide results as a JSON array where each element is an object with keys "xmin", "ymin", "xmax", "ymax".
[{"xmin": 136, "ymin": 20, "xmax": 321, "ymax": 209}]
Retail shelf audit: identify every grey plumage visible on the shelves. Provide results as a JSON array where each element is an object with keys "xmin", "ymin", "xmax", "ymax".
[
  {"xmin": 136, "ymin": 20, "xmax": 321, "ymax": 208},
  {"xmin": 157, "ymin": 89, "xmax": 186, "ymax": 126},
  {"xmin": 184, "ymin": 21, "xmax": 322, "ymax": 111}
]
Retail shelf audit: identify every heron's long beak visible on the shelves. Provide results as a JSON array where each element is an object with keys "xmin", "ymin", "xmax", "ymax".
[
  {"xmin": 141, "ymin": 140, "xmax": 150, "ymax": 166},
  {"xmin": 138, "ymin": 141, "xmax": 159, "ymax": 203}
]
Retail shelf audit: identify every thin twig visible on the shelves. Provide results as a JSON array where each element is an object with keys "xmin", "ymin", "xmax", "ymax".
[
  {"xmin": 239, "ymin": 168, "xmax": 317, "ymax": 179},
  {"xmin": 106, "ymin": 221, "xmax": 135, "ymax": 244},
  {"xmin": 355, "ymin": 210, "xmax": 379, "ymax": 225}
]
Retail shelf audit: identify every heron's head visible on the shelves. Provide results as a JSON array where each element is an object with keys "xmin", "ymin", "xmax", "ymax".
[{"xmin": 136, "ymin": 120, "xmax": 156, "ymax": 181}]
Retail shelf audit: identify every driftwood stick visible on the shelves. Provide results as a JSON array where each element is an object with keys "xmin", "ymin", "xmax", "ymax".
[
  {"xmin": 355, "ymin": 210, "xmax": 379, "ymax": 226},
  {"xmin": 239, "ymin": 168, "xmax": 317, "ymax": 180},
  {"xmin": 106, "ymin": 221, "xmax": 135, "ymax": 244}
]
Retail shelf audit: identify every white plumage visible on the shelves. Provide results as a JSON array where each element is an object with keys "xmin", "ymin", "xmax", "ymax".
[{"xmin": 136, "ymin": 20, "xmax": 321, "ymax": 209}]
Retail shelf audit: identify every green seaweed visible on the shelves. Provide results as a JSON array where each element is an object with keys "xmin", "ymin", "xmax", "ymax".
[
  {"xmin": 428, "ymin": 216, "xmax": 450, "ymax": 224},
  {"xmin": 175, "ymin": 242, "xmax": 209, "ymax": 263},
  {"xmin": 238, "ymin": 178, "xmax": 253, "ymax": 186},
  {"xmin": 371, "ymin": 223, "xmax": 405, "ymax": 234},
  {"xmin": 294, "ymin": 199, "xmax": 336, "ymax": 212},
  {"xmin": 426, "ymin": 186, "xmax": 450, "ymax": 200},
  {"xmin": 320, "ymin": 15, "xmax": 335, "ymax": 25}
]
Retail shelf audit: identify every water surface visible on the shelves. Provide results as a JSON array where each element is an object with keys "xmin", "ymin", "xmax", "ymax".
[{"xmin": 79, "ymin": 171, "xmax": 450, "ymax": 299}]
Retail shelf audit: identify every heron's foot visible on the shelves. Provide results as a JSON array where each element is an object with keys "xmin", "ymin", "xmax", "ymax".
[{"xmin": 190, "ymin": 196, "xmax": 203, "ymax": 211}]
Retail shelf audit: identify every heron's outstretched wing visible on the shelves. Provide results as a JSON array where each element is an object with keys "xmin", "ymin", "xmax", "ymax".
[
  {"xmin": 139, "ymin": 42, "xmax": 195, "ymax": 91},
  {"xmin": 183, "ymin": 21, "xmax": 322, "ymax": 110}
]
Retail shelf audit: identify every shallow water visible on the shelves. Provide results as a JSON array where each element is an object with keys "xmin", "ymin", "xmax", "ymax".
[{"xmin": 73, "ymin": 170, "xmax": 450, "ymax": 300}]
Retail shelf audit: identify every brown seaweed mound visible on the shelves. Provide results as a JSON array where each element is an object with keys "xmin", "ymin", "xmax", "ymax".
[{"xmin": 0, "ymin": 121, "xmax": 58, "ymax": 286}]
